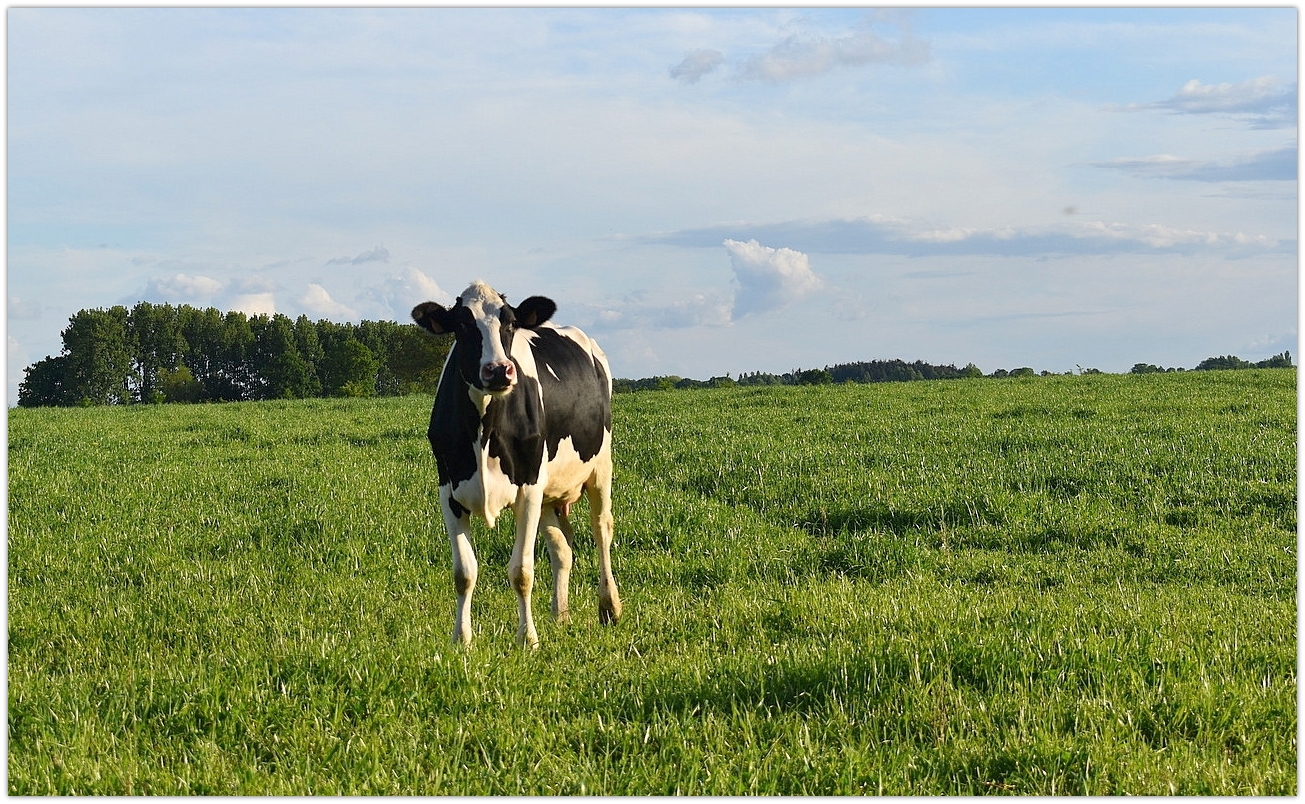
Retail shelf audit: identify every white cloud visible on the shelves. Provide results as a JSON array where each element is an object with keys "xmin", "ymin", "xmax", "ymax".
[
  {"xmin": 357, "ymin": 266, "xmax": 454, "ymax": 321},
  {"xmin": 1154, "ymin": 76, "xmax": 1293, "ymax": 115},
  {"xmin": 723, "ymin": 238, "xmax": 823, "ymax": 317},
  {"xmin": 1123, "ymin": 75, "xmax": 1297, "ymax": 129},
  {"xmin": 299, "ymin": 283, "xmax": 357, "ymax": 319},
  {"xmin": 669, "ymin": 49, "xmax": 724, "ymax": 83},
  {"xmin": 230, "ymin": 292, "xmax": 276, "ymax": 317},
  {"xmin": 145, "ymin": 272, "xmax": 224, "ymax": 302},
  {"xmin": 1088, "ymin": 145, "xmax": 1297, "ymax": 182},
  {"xmin": 739, "ymin": 17, "xmax": 929, "ymax": 82},
  {"xmin": 328, "ymin": 246, "xmax": 390, "ymax": 266}
]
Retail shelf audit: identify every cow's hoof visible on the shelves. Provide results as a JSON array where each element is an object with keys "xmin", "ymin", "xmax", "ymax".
[{"xmin": 599, "ymin": 599, "xmax": 622, "ymax": 625}]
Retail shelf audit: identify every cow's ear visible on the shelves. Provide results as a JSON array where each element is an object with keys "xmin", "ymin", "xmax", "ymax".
[
  {"xmin": 412, "ymin": 301, "xmax": 453, "ymax": 335},
  {"xmin": 515, "ymin": 296, "xmax": 557, "ymax": 329}
]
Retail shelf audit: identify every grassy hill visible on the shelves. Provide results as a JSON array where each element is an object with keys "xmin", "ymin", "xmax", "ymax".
[{"xmin": 7, "ymin": 370, "xmax": 1297, "ymax": 793}]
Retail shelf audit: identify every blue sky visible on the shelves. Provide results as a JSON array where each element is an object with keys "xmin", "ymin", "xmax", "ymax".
[{"xmin": 7, "ymin": 7, "xmax": 1298, "ymax": 399}]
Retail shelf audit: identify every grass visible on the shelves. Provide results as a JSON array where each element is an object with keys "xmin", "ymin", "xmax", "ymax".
[{"xmin": 7, "ymin": 370, "xmax": 1297, "ymax": 794}]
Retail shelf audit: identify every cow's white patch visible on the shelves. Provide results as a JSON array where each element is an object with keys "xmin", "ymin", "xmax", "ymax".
[{"xmin": 460, "ymin": 280, "xmax": 513, "ymax": 374}]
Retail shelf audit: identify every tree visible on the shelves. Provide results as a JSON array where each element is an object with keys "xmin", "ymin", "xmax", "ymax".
[
  {"xmin": 61, "ymin": 307, "xmax": 133, "ymax": 404},
  {"xmin": 177, "ymin": 306, "xmax": 224, "ymax": 401},
  {"xmin": 128, "ymin": 302, "xmax": 186, "ymax": 403},
  {"xmin": 215, "ymin": 311, "xmax": 256, "ymax": 401},
  {"xmin": 1256, "ymin": 351, "xmax": 1293, "ymax": 369},
  {"xmin": 292, "ymin": 315, "xmax": 324, "ymax": 399},
  {"xmin": 387, "ymin": 324, "xmax": 450, "ymax": 395},
  {"xmin": 160, "ymin": 363, "xmax": 203, "ymax": 403},
  {"xmin": 251, "ymin": 314, "xmax": 315, "ymax": 400},
  {"xmin": 796, "ymin": 368, "xmax": 833, "ymax": 385},
  {"xmin": 321, "ymin": 337, "xmax": 379, "ymax": 397},
  {"xmin": 1195, "ymin": 355, "xmax": 1252, "ymax": 371},
  {"xmin": 18, "ymin": 356, "xmax": 72, "ymax": 407}
]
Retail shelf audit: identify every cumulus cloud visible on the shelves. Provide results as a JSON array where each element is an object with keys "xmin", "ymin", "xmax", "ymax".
[
  {"xmin": 144, "ymin": 272, "xmax": 225, "ymax": 303},
  {"xmin": 328, "ymin": 246, "xmax": 391, "ymax": 266},
  {"xmin": 723, "ymin": 238, "xmax": 823, "ymax": 318},
  {"xmin": 740, "ymin": 17, "xmax": 929, "ymax": 82},
  {"xmin": 1124, "ymin": 76, "xmax": 1297, "ymax": 129},
  {"xmin": 230, "ymin": 292, "xmax": 276, "ymax": 317},
  {"xmin": 299, "ymin": 283, "xmax": 357, "ymax": 319},
  {"xmin": 138, "ymin": 271, "xmax": 281, "ymax": 316},
  {"xmin": 357, "ymin": 266, "xmax": 454, "ymax": 320},
  {"xmin": 670, "ymin": 49, "xmax": 724, "ymax": 83},
  {"xmin": 1089, "ymin": 145, "xmax": 1297, "ymax": 182}
]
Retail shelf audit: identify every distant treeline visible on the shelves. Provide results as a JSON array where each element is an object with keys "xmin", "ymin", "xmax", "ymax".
[
  {"xmin": 17, "ymin": 303, "xmax": 1294, "ymax": 407},
  {"xmin": 18, "ymin": 303, "xmax": 452, "ymax": 407},
  {"xmin": 613, "ymin": 353, "xmax": 1294, "ymax": 393}
]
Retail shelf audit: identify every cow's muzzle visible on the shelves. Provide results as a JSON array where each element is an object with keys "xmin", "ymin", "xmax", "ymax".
[{"xmin": 480, "ymin": 360, "xmax": 517, "ymax": 392}]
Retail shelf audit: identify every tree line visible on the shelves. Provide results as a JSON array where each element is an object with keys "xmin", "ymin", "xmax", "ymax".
[
  {"xmin": 18, "ymin": 302, "xmax": 452, "ymax": 407},
  {"xmin": 614, "ymin": 353, "xmax": 1294, "ymax": 394},
  {"xmin": 16, "ymin": 302, "xmax": 1294, "ymax": 407}
]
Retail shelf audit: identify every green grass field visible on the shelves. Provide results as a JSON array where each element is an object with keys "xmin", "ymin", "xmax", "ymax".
[{"xmin": 8, "ymin": 370, "xmax": 1297, "ymax": 794}]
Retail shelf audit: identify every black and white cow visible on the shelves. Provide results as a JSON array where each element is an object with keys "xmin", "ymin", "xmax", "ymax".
[{"xmin": 412, "ymin": 281, "xmax": 622, "ymax": 647}]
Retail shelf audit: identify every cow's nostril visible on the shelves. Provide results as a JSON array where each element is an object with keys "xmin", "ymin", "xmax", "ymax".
[{"xmin": 481, "ymin": 361, "xmax": 516, "ymax": 387}]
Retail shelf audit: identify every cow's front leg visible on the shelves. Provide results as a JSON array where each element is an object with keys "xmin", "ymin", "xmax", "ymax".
[
  {"xmin": 540, "ymin": 506, "xmax": 574, "ymax": 623},
  {"xmin": 441, "ymin": 487, "xmax": 478, "ymax": 646},
  {"xmin": 508, "ymin": 487, "xmax": 544, "ymax": 648}
]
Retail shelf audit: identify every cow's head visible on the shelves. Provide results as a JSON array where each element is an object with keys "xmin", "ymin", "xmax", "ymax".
[{"xmin": 412, "ymin": 281, "xmax": 557, "ymax": 396}]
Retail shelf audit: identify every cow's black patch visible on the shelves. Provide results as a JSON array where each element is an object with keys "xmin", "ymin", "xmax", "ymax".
[
  {"xmin": 481, "ymin": 372, "xmax": 545, "ymax": 487},
  {"xmin": 428, "ymin": 341, "xmax": 547, "ymax": 490},
  {"xmin": 447, "ymin": 494, "xmax": 469, "ymax": 520},
  {"xmin": 529, "ymin": 328, "xmax": 611, "ymax": 462}
]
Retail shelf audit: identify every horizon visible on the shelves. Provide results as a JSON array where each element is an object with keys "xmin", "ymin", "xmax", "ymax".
[{"xmin": 8, "ymin": 8, "xmax": 1298, "ymax": 402}]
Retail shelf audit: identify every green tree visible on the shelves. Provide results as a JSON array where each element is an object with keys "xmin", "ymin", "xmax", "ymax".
[
  {"xmin": 128, "ymin": 302, "xmax": 186, "ymax": 404},
  {"xmin": 61, "ymin": 307, "xmax": 133, "ymax": 405},
  {"xmin": 321, "ymin": 337, "xmax": 379, "ymax": 397},
  {"xmin": 796, "ymin": 368, "xmax": 834, "ymax": 385},
  {"xmin": 387, "ymin": 324, "xmax": 450, "ymax": 395},
  {"xmin": 177, "ymin": 306, "xmax": 224, "ymax": 401},
  {"xmin": 17, "ymin": 356, "xmax": 72, "ymax": 407},
  {"xmin": 215, "ymin": 311, "xmax": 256, "ymax": 401},
  {"xmin": 1256, "ymin": 351, "xmax": 1293, "ymax": 369},
  {"xmin": 292, "ymin": 315, "xmax": 324, "ymax": 398},
  {"xmin": 251, "ymin": 314, "xmax": 315, "ymax": 400},
  {"xmin": 1196, "ymin": 355, "xmax": 1253, "ymax": 371},
  {"xmin": 159, "ymin": 363, "xmax": 203, "ymax": 403}
]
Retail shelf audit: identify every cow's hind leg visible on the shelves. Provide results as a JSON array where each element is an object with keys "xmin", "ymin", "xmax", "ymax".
[
  {"xmin": 587, "ymin": 464, "xmax": 623, "ymax": 625},
  {"xmin": 441, "ymin": 488, "xmax": 478, "ymax": 646},
  {"xmin": 540, "ymin": 506, "xmax": 574, "ymax": 623}
]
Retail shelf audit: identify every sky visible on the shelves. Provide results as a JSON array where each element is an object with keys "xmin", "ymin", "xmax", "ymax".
[{"xmin": 6, "ymin": 7, "xmax": 1299, "ymax": 401}]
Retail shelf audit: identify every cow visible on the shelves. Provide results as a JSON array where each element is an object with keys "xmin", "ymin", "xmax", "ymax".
[{"xmin": 412, "ymin": 280, "xmax": 622, "ymax": 647}]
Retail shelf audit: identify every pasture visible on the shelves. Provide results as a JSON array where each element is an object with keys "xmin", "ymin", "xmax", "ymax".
[{"xmin": 7, "ymin": 370, "xmax": 1297, "ymax": 794}]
